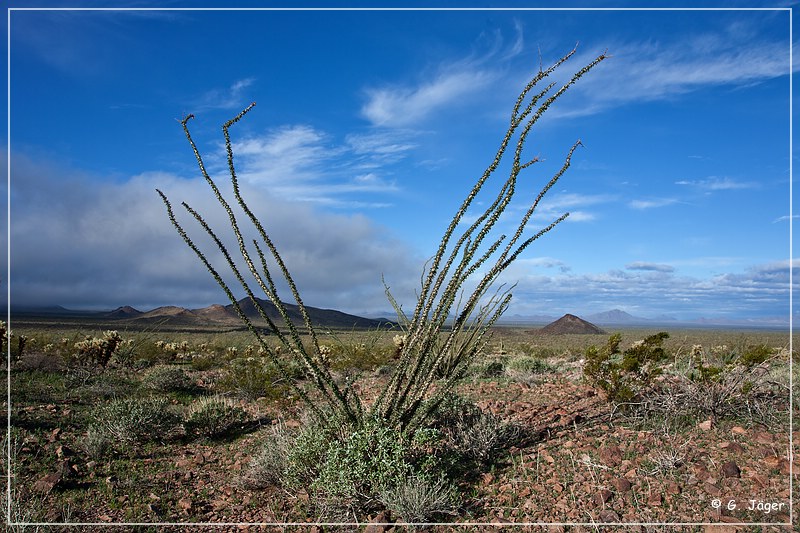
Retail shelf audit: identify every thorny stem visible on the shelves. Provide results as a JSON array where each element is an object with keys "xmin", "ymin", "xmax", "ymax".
[{"xmin": 159, "ymin": 45, "xmax": 606, "ymax": 434}]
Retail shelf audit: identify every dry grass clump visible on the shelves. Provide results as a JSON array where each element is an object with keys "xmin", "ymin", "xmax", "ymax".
[
  {"xmin": 141, "ymin": 365, "xmax": 197, "ymax": 393},
  {"xmin": 184, "ymin": 395, "xmax": 250, "ymax": 439},
  {"xmin": 88, "ymin": 396, "xmax": 181, "ymax": 445}
]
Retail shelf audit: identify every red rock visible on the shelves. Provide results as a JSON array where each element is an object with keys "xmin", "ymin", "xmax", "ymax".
[
  {"xmin": 598, "ymin": 509, "xmax": 620, "ymax": 522},
  {"xmin": 612, "ymin": 478, "xmax": 631, "ymax": 492},
  {"xmin": 721, "ymin": 461, "xmax": 740, "ymax": 478},
  {"xmin": 665, "ymin": 481, "xmax": 681, "ymax": 494},
  {"xmin": 593, "ymin": 489, "xmax": 613, "ymax": 505},
  {"xmin": 178, "ymin": 498, "xmax": 192, "ymax": 512},
  {"xmin": 697, "ymin": 419, "xmax": 713, "ymax": 431},
  {"xmin": 730, "ymin": 426, "xmax": 747, "ymax": 435},
  {"xmin": 648, "ymin": 491, "xmax": 662, "ymax": 506},
  {"xmin": 32, "ymin": 472, "xmax": 60, "ymax": 493}
]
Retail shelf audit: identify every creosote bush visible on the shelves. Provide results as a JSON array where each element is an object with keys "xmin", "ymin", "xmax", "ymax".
[{"xmin": 583, "ymin": 332, "xmax": 670, "ymax": 404}]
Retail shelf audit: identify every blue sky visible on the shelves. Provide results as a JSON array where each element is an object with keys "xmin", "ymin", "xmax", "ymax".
[{"xmin": 4, "ymin": 2, "xmax": 797, "ymax": 323}]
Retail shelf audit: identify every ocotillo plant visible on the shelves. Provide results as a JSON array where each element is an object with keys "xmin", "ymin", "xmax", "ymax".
[{"xmin": 158, "ymin": 45, "xmax": 606, "ymax": 434}]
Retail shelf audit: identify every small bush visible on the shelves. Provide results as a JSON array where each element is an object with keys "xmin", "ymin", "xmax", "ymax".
[
  {"xmin": 190, "ymin": 353, "xmax": 217, "ymax": 371},
  {"xmin": 281, "ymin": 414, "xmax": 421, "ymax": 519},
  {"xmin": 142, "ymin": 366, "xmax": 197, "ymax": 393},
  {"xmin": 240, "ymin": 421, "xmax": 295, "ymax": 489},
  {"xmin": 470, "ymin": 358, "xmax": 506, "ymax": 379},
  {"xmin": 318, "ymin": 418, "xmax": 412, "ymax": 497},
  {"xmin": 216, "ymin": 357, "xmax": 287, "ymax": 400},
  {"xmin": 90, "ymin": 397, "xmax": 181, "ymax": 445},
  {"xmin": 430, "ymin": 393, "xmax": 518, "ymax": 465},
  {"xmin": 504, "ymin": 355, "xmax": 554, "ymax": 385},
  {"xmin": 184, "ymin": 395, "xmax": 250, "ymax": 439},
  {"xmin": 379, "ymin": 474, "xmax": 459, "ymax": 524},
  {"xmin": 81, "ymin": 427, "xmax": 112, "ymax": 459},
  {"xmin": 584, "ymin": 332, "xmax": 670, "ymax": 403},
  {"xmin": 740, "ymin": 344, "xmax": 773, "ymax": 367}
]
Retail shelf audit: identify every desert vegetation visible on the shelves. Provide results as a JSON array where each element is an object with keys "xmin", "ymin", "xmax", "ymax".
[
  {"xmin": 5, "ymin": 44, "xmax": 795, "ymax": 530},
  {"xmin": 4, "ymin": 324, "xmax": 794, "ymax": 528}
]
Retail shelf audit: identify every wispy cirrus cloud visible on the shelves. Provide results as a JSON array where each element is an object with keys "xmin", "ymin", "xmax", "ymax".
[
  {"xmin": 361, "ymin": 70, "xmax": 496, "ymax": 127},
  {"xmin": 360, "ymin": 24, "xmax": 525, "ymax": 127},
  {"xmin": 675, "ymin": 176, "xmax": 758, "ymax": 191},
  {"xmin": 228, "ymin": 124, "xmax": 405, "ymax": 208},
  {"xmin": 194, "ymin": 77, "xmax": 256, "ymax": 111},
  {"xmin": 628, "ymin": 198, "xmax": 678, "ymax": 210},
  {"xmin": 551, "ymin": 20, "xmax": 791, "ymax": 118}
]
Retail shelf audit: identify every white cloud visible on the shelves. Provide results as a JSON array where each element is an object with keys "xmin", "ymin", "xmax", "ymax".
[
  {"xmin": 194, "ymin": 77, "xmax": 256, "ymax": 111},
  {"xmin": 549, "ymin": 24, "xmax": 791, "ymax": 118},
  {"xmin": 772, "ymin": 214, "xmax": 800, "ymax": 223},
  {"xmin": 675, "ymin": 177, "xmax": 758, "ymax": 191},
  {"xmin": 628, "ymin": 198, "xmax": 678, "ymax": 210},
  {"xmin": 362, "ymin": 69, "xmax": 496, "ymax": 127},
  {"xmin": 359, "ymin": 24, "xmax": 528, "ymax": 127},
  {"xmin": 225, "ymin": 124, "xmax": 404, "ymax": 207},
  {"xmin": 503, "ymin": 258, "xmax": 793, "ymax": 320}
]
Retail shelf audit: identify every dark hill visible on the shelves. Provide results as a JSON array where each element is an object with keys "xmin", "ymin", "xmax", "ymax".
[
  {"xmin": 538, "ymin": 314, "xmax": 606, "ymax": 335},
  {"xmin": 105, "ymin": 305, "xmax": 142, "ymax": 319},
  {"xmin": 228, "ymin": 297, "xmax": 393, "ymax": 329}
]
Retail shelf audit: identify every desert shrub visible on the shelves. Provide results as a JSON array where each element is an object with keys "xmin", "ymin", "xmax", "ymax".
[
  {"xmin": 189, "ymin": 353, "xmax": 217, "ymax": 371},
  {"xmin": 505, "ymin": 355, "xmax": 554, "ymax": 385},
  {"xmin": 681, "ymin": 344, "xmax": 781, "ymax": 422},
  {"xmin": 378, "ymin": 473, "xmax": 459, "ymax": 524},
  {"xmin": 81, "ymin": 426, "xmax": 112, "ymax": 459},
  {"xmin": 471, "ymin": 358, "xmax": 506, "ymax": 379},
  {"xmin": 240, "ymin": 421, "xmax": 295, "ymax": 489},
  {"xmin": 159, "ymin": 46, "xmax": 605, "ymax": 434},
  {"xmin": 216, "ymin": 357, "xmax": 289, "ymax": 400},
  {"xmin": 67, "ymin": 371, "xmax": 137, "ymax": 401},
  {"xmin": 312, "ymin": 417, "xmax": 413, "ymax": 503},
  {"xmin": 628, "ymin": 342, "xmax": 785, "ymax": 426},
  {"xmin": 428, "ymin": 393, "xmax": 519, "ymax": 466},
  {"xmin": 184, "ymin": 395, "xmax": 250, "ymax": 439},
  {"xmin": 583, "ymin": 332, "xmax": 670, "ymax": 404},
  {"xmin": 90, "ymin": 397, "xmax": 181, "ymax": 445},
  {"xmin": 159, "ymin": 48, "xmax": 604, "ymax": 520},
  {"xmin": 740, "ymin": 343, "xmax": 773, "ymax": 367},
  {"xmin": 14, "ymin": 353, "xmax": 65, "ymax": 372},
  {"xmin": 142, "ymin": 366, "xmax": 197, "ymax": 393}
]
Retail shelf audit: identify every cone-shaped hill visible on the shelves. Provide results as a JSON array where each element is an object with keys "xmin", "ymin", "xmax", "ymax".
[{"xmin": 538, "ymin": 313, "xmax": 606, "ymax": 335}]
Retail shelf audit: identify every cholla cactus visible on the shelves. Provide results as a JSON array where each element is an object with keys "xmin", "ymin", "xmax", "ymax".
[
  {"xmin": 317, "ymin": 344, "xmax": 332, "ymax": 368},
  {"xmin": 0, "ymin": 320, "xmax": 6, "ymax": 357},
  {"xmin": 73, "ymin": 330, "xmax": 123, "ymax": 367}
]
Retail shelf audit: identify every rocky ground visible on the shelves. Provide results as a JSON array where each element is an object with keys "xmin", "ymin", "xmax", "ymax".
[{"xmin": 7, "ymin": 345, "xmax": 796, "ymax": 532}]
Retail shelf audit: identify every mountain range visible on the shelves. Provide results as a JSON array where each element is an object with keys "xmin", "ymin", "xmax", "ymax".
[
  {"xmin": 8, "ymin": 303, "xmax": 789, "ymax": 330},
  {"xmin": 10, "ymin": 298, "xmax": 394, "ymax": 330}
]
